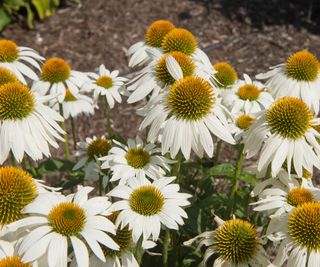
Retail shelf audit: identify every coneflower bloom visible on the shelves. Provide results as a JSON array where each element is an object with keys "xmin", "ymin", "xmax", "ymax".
[
  {"xmin": 256, "ymin": 50, "xmax": 320, "ymax": 114},
  {"xmin": 228, "ymin": 112, "xmax": 257, "ymax": 142},
  {"xmin": 0, "ymin": 240, "xmax": 36, "ymax": 266},
  {"xmin": 213, "ymin": 61, "xmax": 238, "ymax": 90}
]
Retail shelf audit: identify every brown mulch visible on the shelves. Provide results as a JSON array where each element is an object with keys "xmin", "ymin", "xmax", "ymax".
[{"xmin": 1, "ymin": 0, "xmax": 320, "ymax": 156}]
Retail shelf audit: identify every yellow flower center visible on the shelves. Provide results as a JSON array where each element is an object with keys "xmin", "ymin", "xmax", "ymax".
[
  {"xmin": 237, "ymin": 84, "xmax": 260, "ymax": 101},
  {"xmin": 102, "ymin": 212, "xmax": 132, "ymax": 258},
  {"xmin": 162, "ymin": 28, "xmax": 198, "ymax": 56},
  {"xmin": 286, "ymin": 51, "xmax": 319, "ymax": 82},
  {"xmin": 0, "ymin": 82, "xmax": 35, "ymax": 121},
  {"xmin": 87, "ymin": 137, "xmax": 112, "ymax": 159},
  {"xmin": 156, "ymin": 51, "xmax": 195, "ymax": 85},
  {"xmin": 41, "ymin": 57, "xmax": 71, "ymax": 83},
  {"xmin": 145, "ymin": 20, "xmax": 175, "ymax": 47},
  {"xmin": 213, "ymin": 62, "xmax": 238, "ymax": 88},
  {"xmin": 0, "ymin": 256, "xmax": 31, "ymax": 267},
  {"xmin": 266, "ymin": 97, "xmax": 312, "ymax": 139},
  {"xmin": 167, "ymin": 76, "xmax": 215, "ymax": 121},
  {"xmin": 0, "ymin": 67, "xmax": 18, "ymax": 86},
  {"xmin": 288, "ymin": 202, "xmax": 320, "ymax": 251},
  {"xmin": 214, "ymin": 219, "xmax": 259, "ymax": 264},
  {"xmin": 129, "ymin": 185, "xmax": 164, "ymax": 216},
  {"xmin": 287, "ymin": 187, "xmax": 314, "ymax": 207},
  {"xmin": 125, "ymin": 147, "xmax": 150, "ymax": 169},
  {"xmin": 0, "ymin": 40, "xmax": 19, "ymax": 62},
  {"xmin": 64, "ymin": 88, "xmax": 77, "ymax": 102},
  {"xmin": 0, "ymin": 167, "xmax": 37, "ymax": 225},
  {"xmin": 236, "ymin": 114, "xmax": 256, "ymax": 130},
  {"xmin": 96, "ymin": 75, "xmax": 113, "ymax": 89},
  {"xmin": 48, "ymin": 202, "xmax": 86, "ymax": 236}
]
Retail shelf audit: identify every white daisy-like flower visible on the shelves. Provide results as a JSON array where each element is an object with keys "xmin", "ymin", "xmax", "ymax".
[
  {"xmin": 100, "ymin": 136, "xmax": 174, "ymax": 184},
  {"xmin": 9, "ymin": 186, "xmax": 119, "ymax": 267},
  {"xmin": 73, "ymin": 136, "xmax": 112, "ymax": 187},
  {"xmin": 0, "ymin": 166, "xmax": 60, "ymax": 239},
  {"xmin": 52, "ymin": 88, "xmax": 95, "ymax": 119},
  {"xmin": 32, "ymin": 57, "xmax": 88, "ymax": 103},
  {"xmin": 223, "ymin": 74, "xmax": 274, "ymax": 113},
  {"xmin": 0, "ymin": 81, "xmax": 64, "ymax": 163},
  {"xmin": 256, "ymin": 50, "xmax": 320, "ymax": 114},
  {"xmin": 267, "ymin": 202, "xmax": 320, "ymax": 267},
  {"xmin": 212, "ymin": 61, "xmax": 238, "ymax": 90},
  {"xmin": 228, "ymin": 112, "xmax": 257, "ymax": 142},
  {"xmin": 243, "ymin": 96, "xmax": 320, "ymax": 177},
  {"xmin": 108, "ymin": 176, "xmax": 191, "ymax": 242},
  {"xmin": 0, "ymin": 240, "xmax": 38, "ymax": 267},
  {"xmin": 139, "ymin": 73, "xmax": 235, "ymax": 160},
  {"xmin": 81, "ymin": 64, "xmax": 127, "ymax": 108},
  {"xmin": 184, "ymin": 216, "xmax": 270, "ymax": 267},
  {"xmin": 127, "ymin": 20, "xmax": 175, "ymax": 68},
  {"xmin": 0, "ymin": 39, "xmax": 43, "ymax": 84},
  {"xmin": 88, "ymin": 212, "xmax": 139, "ymax": 267}
]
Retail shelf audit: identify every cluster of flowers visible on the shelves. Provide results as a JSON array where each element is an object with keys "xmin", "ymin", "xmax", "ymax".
[{"xmin": 0, "ymin": 18, "xmax": 320, "ymax": 267}]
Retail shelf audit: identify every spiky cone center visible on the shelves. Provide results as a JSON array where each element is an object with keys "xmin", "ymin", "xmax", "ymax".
[
  {"xmin": 156, "ymin": 51, "xmax": 195, "ymax": 85},
  {"xmin": 236, "ymin": 114, "xmax": 256, "ymax": 130},
  {"xmin": 0, "ymin": 82, "xmax": 35, "ymax": 121},
  {"xmin": 285, "ymin": 51, "xmax": 319, "ymax": 82},
  {"xmin": 214, "ymin": 219, "xmax": 259, "ymax": 264},
  {"xmin": 0, "ymin": 256, "xmax": 31, "ymax": 267},
  {"xmin": 64, "ymin": 88, "xmax": 77, "ymax": 102},
  {"xmin": 167, "ymin": 76, "xmax": 215, "ymax": 121},
  {"xmin": 41, "ymin": 57, "xmax": 71, "ymax": 83},
  {"xmin": 87, "ymin": 138, "xmax": 112, "ymax": 159},
  {"xmin": 102, "ymin": 212, "xmax": 132, "ymax": 258},
  {"xmin": 162, "ymin": 28, "xmax": 198, "ymax": 56},
  {"xmin": 213, "ymin": 62, "xmax": 238, "ymax": 88},
  {"xmin": 287, "ymin": 187, "xmax": 314, "ymax": 207},
  {"xmin": 288, "ymin": 202, "xmax": 320, "ymax": 251},
  {"xmin": 0, "ymin": 67, "xmax": 18, "ymax": 86},
  {"xmin": 96, "ymin": 75, "xmax": 113, "ymax": 89},
  {"xmin": 0, "ymin": 167, "xmax": 37, "ymax": 225},
  {"xmin": 0, "ymin": 40, "xmax": 19, "ymax": 62},
  {"xmin": 125, "ymin": 147, "xmax": 150, "ymax": 169},
  {"xmin": 48, "ymin": 202, "xmax": 86, "ymax": 236},
  {"xmin": 237, "ymin": 84, "xmax": 260, "ymax": 101},
  {"xmin": 266, "ymin": 97, "xmax": 313, "ymax": 139},
  {"xmin": 145, "ymin": 20, "xmax": 175, "ymax": 47},
  {"xmin": 129, "ymin": 185, "xmax": 164, "ymax": 216}
]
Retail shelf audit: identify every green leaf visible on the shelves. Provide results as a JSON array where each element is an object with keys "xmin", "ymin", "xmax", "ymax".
[
  {"xmin": 204, "ymin": 163, "xmax": 235, "ymax": 178},
  {"xmin": 31, "ymin": 0, "xmax": 55, "ymax": 19},
  {"xmin": 239, "ymin": 171, "xmax": 257, "ymax": 186},
  {"xmin": 0, "ymin": 7, "xmax": 11, "ymax": 31},
  {"xmin": 36, "ymin": 158, "xmax": 75, "ymax": 175}
]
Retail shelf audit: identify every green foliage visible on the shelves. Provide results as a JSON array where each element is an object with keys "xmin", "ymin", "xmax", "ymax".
[{"xmin": 0, "ymin": 0, "xmax": 80, "ymax": 31}]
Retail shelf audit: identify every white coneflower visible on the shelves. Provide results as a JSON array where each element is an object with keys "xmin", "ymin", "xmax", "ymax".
[
  {"xmin": 223, "ymin": 74, "xmax": 273, "ymax": 113},
  {"xmin": 243, "ymin": 97, "xmax": 320, "ymax": 177},
  {"xmin": 127, "ymin": 20, "xmax": 175, "ymax": 68},
  {"xmin": 88, "ymin": 212, "xmax": 139, "ymax": 267},
  {"xmin": 73, "ymin": 136, "xmax": 112, "ymax": 186},
  {"xmin": 267, "ymin": 202, "xmax": 320, "ymax": 266},
  {"xmin": 0, "ymin": 82, "xmax": 64, "ymax": 163},
  {"xmin": 81, "ymin": 64, "xmax": 127, "ymax": 108},
  {"xmin": 139, "ymin": 75, "xmax": 235, "ymax": 160},
  {"xmin": 32, "ymin": 57, "xmax": 88, "ymax": 103},
  {"xmin": 212, "ymin": 61, "xmax": 238, "ymax": 90},
  {"xmin": 108, "ymin": 177, "xmax": 191, "ymax": 242},
  {"xmin": 256, "ymin": 50, "xmax": 320, "ymax": 114},
  {"xmin": 0, "ymin": 66, "xmax": 19, "ymax": 86},
  {"xmin": 228, "ymin": 112, "xmax": 257, "ymax": 142},
  {"xmin": 0, "ymin": 39, "xmax": 43, "ymax": 84},
  {"xmin": 100, "ymin": 136, "xmax": 174, "ymax": 184},
  {"xmin": 184, "ymin": 216, "xmax": 270, "ymax": 267},
  {"xmin": 10, "ymin": 186, "xmax": 119, "ymax": 267},
  {"xmin": 53, "ymin": 88, "xmax": 95, "ymax": 119}
]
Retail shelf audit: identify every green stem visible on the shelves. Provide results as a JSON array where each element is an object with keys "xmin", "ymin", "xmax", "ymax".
[
  {"xmin": 229, "ymin": 144, "xmax": 245, "ymax": 217},
  {"xmin": 70, "ymin": 116, "xmax": 77, "ymax": 151},
  {"xmin": 133, "ymin": 237, "xmax": 144, "ymax": 264},
  {"xmin": 213, "ymin": 140, "xmax": 222, "ymax": 165},
  {"xmin": 59, "ymin": 104, "xmax": 70, "ymax": 160},
  {"xmin": 163, "ymin": 228, "xmax": 171, "ymax": 267},
  {"xmin": 172, "ymin": 153, "xmax": 183, "ymax": 184},
  {"xmin": 104, "ymin": 98, "xmax": 113, "ymax": 138}
]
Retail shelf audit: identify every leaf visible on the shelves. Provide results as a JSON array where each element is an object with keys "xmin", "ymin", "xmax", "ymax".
[
  {"xmin": 0, "ymin": 7, "xmax": 11, "ymax": 31},
  {"xmin": 204, "ymin": 163, "xmax": 235, "ymax": 178},
  {"xmin": 36, "ymin": 158, "xmax": 76, "ymax": 175},
  {"xmin": 239, "ymin": 171, "xmax": 257, "ymax": 186},
  {"xmin": 31, "ymin": 0, "xmax": 56, "ymax": 20}
]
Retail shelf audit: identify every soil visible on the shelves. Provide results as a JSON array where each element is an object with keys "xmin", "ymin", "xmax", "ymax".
[{"xmin": 1, "ymin": 0, "xmax": 320, "ymax": 163}]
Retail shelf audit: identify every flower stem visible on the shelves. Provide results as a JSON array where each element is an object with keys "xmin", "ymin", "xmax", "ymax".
[
  {"xmin": 163, "ymin": 228, "xmax": 171, "ymax": 267},
  {"xmin": 172, "ymin": 153, "xmax": 183, "ymax": 183},
  {"xmin": 59, "ymin": 104, "xmax": 70, "ymax": 161},
  {"xmin": 70, "ymin": 116, "xmax": 77, "ymax": 151},
  {"xmin": 134, "ymin": 237, "xmax": 144, "ymax": 264},
  {"xmin": 104, "ymin": 98, "xmax": 113, "ymax": 138},
  {"xmin": 213, "ymin": 139, "xmax": 222, "ymax": 165},
  {"xmin": 229, "ymin": 144, "xmax": 245, "ymax": 217}
]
